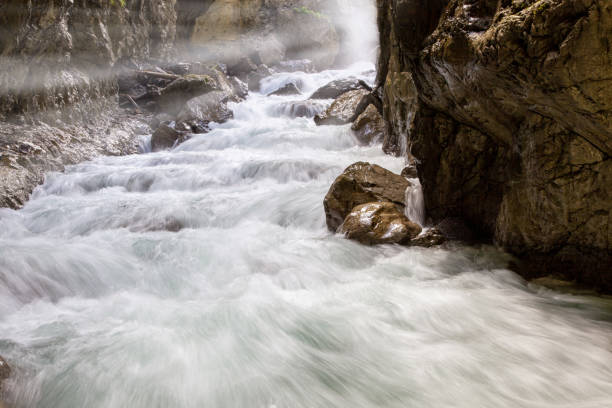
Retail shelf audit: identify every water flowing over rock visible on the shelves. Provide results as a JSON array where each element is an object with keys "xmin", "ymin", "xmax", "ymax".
[
  {"xmin": 314, "ymin": 89, "xmax": 370, "ymax": 126},
  {"xmin": 339, "ymin": 202, "xmax": 421, "ymax": 245},
  {"xmin": 150, "ymin": 125, "xmax": 189, "ymax": 152},
  {"xmin": 377, "ymin": 0, "xmax": 612, "ymax": 290},
  {"xmin": 324, "ymin": 162, "xmax": 411, "ymax": 231}
]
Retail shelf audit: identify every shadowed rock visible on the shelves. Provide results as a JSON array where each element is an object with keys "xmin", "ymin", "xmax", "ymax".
[
  {"xmin": 268, "ymin": 83, "xmax": 301, "ymax": 96},
  {"xmin": 351, "ymin": 104, "xmax": 385, "ymax": 144}
]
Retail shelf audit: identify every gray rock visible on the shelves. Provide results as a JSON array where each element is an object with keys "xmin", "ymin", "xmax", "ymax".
[{"xmin": 310, "ymin": 78, "xmax": 372, "ymax": 100}]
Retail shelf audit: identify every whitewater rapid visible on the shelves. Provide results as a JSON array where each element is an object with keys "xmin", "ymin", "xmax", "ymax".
[{"xmin": 1, "ymin": 63, "xmax": 611, "ymax": 408}]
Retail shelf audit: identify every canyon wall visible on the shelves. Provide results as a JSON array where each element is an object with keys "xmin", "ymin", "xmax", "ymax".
[{"xmin": 377, "ymin": 0, "xmax": 612, "ymax": 290}]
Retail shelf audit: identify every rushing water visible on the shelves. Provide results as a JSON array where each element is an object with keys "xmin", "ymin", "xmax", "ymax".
[{"xmin": 1, "ymin": 63, "xmax": 612, "ymax": 408}]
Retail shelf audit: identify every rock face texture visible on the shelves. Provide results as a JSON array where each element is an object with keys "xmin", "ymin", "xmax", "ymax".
[
  {"xmin": 324, "ymin": 162, "xmax": 411, "ymax": 231},
  {"xmin": 187, "ymin": 0, "xmax": 340, "ymax": 69},
  {"xmin": 0, "ymin": 0, "xmax": 179, "ymax": 208},
  {"xmin": 377, "ymin": 0, "xmax": 612, "ymax": 289}
]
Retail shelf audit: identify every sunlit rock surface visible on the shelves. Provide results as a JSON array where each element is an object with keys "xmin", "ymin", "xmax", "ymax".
[
  {"xmin": 324, "ymin": 162, "xmax": 411, "ymax": 231},
  {"xmin": 339, "ymin": 201, "xmax": 422, "ymax": 245},
  {"xmin": 377, "ymin": 0, "xmax": 612, "ymax": 290}
]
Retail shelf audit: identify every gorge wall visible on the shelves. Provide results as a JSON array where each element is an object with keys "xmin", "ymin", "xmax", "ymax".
[{"xmin": 377, "ymin": 0, "xmax": 612, "ymax": 290}]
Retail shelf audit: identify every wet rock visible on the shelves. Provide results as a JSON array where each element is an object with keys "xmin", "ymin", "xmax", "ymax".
[
  {"xmin": 401, "ymin": 166, "xmax": 418, "ymax": 179},
  {"xmin": 0, "ymin": 356, "xmax": 10, "ymax": 391},
  {"xmin": 340, "ymin": 202, "xmax": 421, "ymax": 245},
  {"xmin": 151, "ymin": 125, "xmax": 189, "ymax": 152},
  {"xmin": 351, "ymin": 104, "xmax": 385, "ymax": 144},
  {"xmin": 268, "ymin": 83, "xmax": 301, "ymax": 97},
  {"xmin": 247, "ymin": 65, "xmax": 275, "ymax": 92},
  {"xmin": 324, "ymin": 162, "xmax": 411, "ymax": 231},
  {"xmin": 310, "ymin": 78, "xmax": 372, "ymax": 100},
  {"xmin": 376, "ymin": 0, "xmax": 612, "ymax": 289},
  {"xmin": 315, "ymin": 89, "xmax": 370, "ymax": 126},
  {"xmin": 271, "ymin": 100, "xmax": 328, "ymax": 118},
  {"xmin": 158, "ymin": 74, "xmax": 217, "ymax": 116},
  {"xmin": 410, "ymin": 228, "xmax": 446, "ymax": 248}
]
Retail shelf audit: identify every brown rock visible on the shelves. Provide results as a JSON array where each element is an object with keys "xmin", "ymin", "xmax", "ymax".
[
  {"xmin": 340, "ymin": 202, "xmax": 422, "ymax": 245},
  {"xmin": 315, "ymin": 89, "xmax": 370, "ymax": 126},
  {"xmin": 409, "ymin": 228, "xmax": 446, "ymax": 248},
  {"xmin": 324, "ymin": 162, "xmax": 412, "ymax": 231},
  {"xmin": 151, "ymin": 125, "xmax": 189, "ymax": 152},
  {"xmin": 401, "ymin": 166, "xmax": 418, "ymax": 179},
  {"xmin": 351, "ymin": 104, "xmax": 386, "ymax": 144}
]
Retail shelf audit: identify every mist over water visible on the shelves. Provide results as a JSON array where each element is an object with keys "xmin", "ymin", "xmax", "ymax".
[
  {"xmin": 1, "ymin": 60, "xmax": 611, "ymax": 408},
  {"xmin": 2, "ymin": 2, "xmax": 612, "ymax": 405}
]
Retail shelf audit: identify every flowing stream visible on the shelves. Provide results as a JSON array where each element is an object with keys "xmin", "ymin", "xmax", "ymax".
[{"xmin": 1, "ymin": 63, "xmax": 612, "ymax": 408}]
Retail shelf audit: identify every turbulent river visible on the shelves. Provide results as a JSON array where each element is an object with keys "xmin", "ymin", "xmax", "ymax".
[{"xmin": 1, "ymin": 63, "xmax": 612, "ymax": 408}]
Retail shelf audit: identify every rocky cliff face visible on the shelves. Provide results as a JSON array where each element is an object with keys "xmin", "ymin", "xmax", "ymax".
[
  {"xmin": 377, "ymin": 0, "xmax": 612, "ymax": 290},
  {"xmin": 186, "ymin": 0, "xmax": 340, "ymax": 69}
]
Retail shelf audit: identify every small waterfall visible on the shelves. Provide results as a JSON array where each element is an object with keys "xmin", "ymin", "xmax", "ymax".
[{"xmin": 404, "ymin": 177, "xmax": 425, "ymax": 226}]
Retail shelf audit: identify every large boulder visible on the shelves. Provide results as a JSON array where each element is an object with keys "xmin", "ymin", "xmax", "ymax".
[
  {"xmin": 351, "ymin": 104, "xmax": 386, "ymax": 144},
  {"xmin": 324, "ymin": 162, "xmax": 411, "ymax": 231},
  {"xmin": 340, "ymin": 202, "xmax": 422, "ymax": 245},
  {"xmin": 314, "ymin": 89, "xmax": 370, "ymax": 126},
  {"xmin": 310, "ymin": 78, "xmax": 372, "ymax": 100}
]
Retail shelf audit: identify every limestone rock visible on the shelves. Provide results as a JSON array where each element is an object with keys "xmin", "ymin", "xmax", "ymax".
[
  {"xmin": 324, "ymin": 162, "xmax": 411, "ymax": 231},
  {"xmin": 376, "ymin": 0, "xmax": 612, "ymax": 290},
  {"xmin": 315, "ymin": 89, "xmax": 370, "ymax": 126},
  {"xmin": 310, "ymin": 78, "xmax": 372, "ymax": 100},
  {"xmin": 351, "ymin": 104, "xmax": 385, "ymax": 145},
  {"xmin": 340, "ymin": 202, "xmax": 422, "ymax": 245}
]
